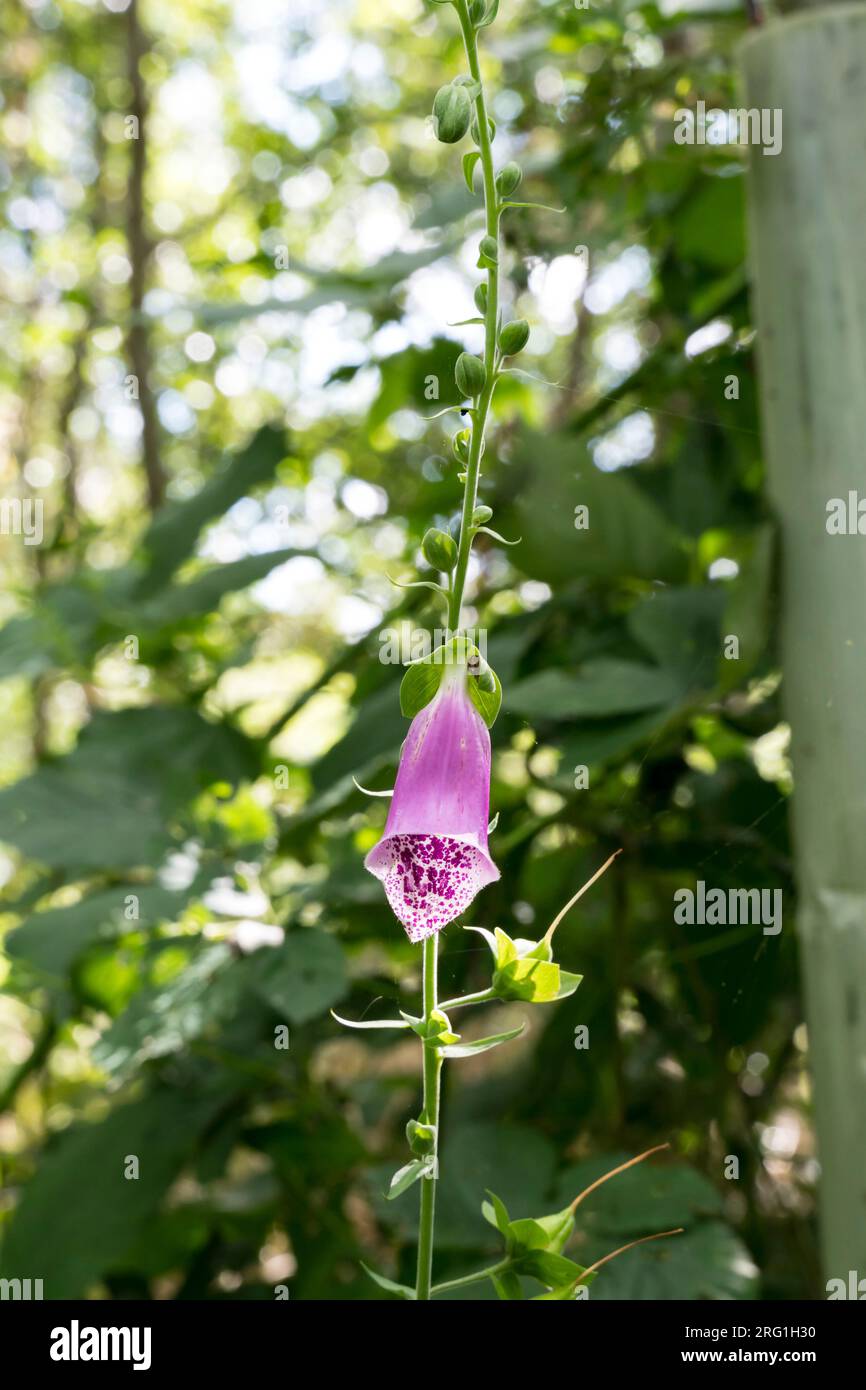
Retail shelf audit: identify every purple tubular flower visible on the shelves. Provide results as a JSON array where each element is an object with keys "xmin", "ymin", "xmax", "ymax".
[{"xmin": 365, "ymin": 668, "xmax": 499, "ymax": 942}]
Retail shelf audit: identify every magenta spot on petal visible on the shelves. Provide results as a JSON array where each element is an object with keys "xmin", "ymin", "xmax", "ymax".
[{"xmin": 372, "ymin": 833, "xmax": 490, "ymax": 942}]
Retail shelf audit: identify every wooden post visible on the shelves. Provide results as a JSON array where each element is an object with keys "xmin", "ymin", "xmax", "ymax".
[{"xmin": 741, "ymin": 5, "xmax": 866, "ymax": 1287}]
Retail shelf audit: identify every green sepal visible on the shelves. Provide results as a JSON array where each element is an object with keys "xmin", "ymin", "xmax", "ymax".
[
  {"xmin": 492, "ymin": 1269, "xmax": 524, "ymax": 1300},
  {"xmin": 331, "ymin": 1010, "xmax": 411, "ymax": 1031},
  {"xmin": 405, "ymin": 1007, "xmax": 460, "ymax": 1046},
  {"xmin": 519, "ymin": 1250, "xmax": 586, "ymax": 1289},
  {"xmin": 439, "ymin": 1024, "xmax": 524, "ymax": 1058},
  {"xmin": 533, "ymin": 1269, "xmax": 598, "ymax": 1300},
  {"xmin": 539, "ymin": 1208, "xmax": 577, "ymax": 1253},
  {"xmin": 477, "ymin": 234, "xmax": 499, "ymax": 268},
  {"xmin": 467, "ymin": 659, "xmax": 502, "ymax": 727},
  {"xmin": 554, "ymin": 968, "xmax": 583, "ymax": 1001},
  {"xmin": 474, "ymin": 524, "xmax": 520, "ymax": 546},
  {"xmin": 481, "ymin": 1189, "xmax": 512, "ymax": 1233},
  {"xmin": 406, "ymin": 1119, "xmax": 437, "ymax": 1155},
  {"xmin": 507, "ymin": 1218, "xmax": 555, "ymax": 1253},
  {"xmin": 472, "ymin": 504, "xmax": 493, "ymax": 525},
  {"xmin": 361, "ymin": 1263, "xmax": 416, "ymax": 1299},
  {"xmin": 476, "ymin": 0, "xmax": 500, "ymax": 28},
  {"xmin": 400, "ymin": 659, "xmax": 444, "ymax": 719},
  {"xmin": 493, "ymin": 955, "xmax": 563, "ymax": 1003},
  {"xmin": 462, "ymin": 150, "xmax": 481, "ymax": 193},
  {"xmin": 386, "ymin": 1157, "xmax": 435, "ymax": 1200},
  {"xmin": 422, "ymin": 526, "xmax": 458, "ymax": 572}
]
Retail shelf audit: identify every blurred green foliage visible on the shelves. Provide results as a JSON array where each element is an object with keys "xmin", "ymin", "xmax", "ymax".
[{"xmin": 0, "ymin": 0, "xmax": 816, "ymax": 1300}]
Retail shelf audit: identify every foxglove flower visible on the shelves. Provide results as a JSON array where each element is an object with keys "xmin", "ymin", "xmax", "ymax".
[{"xmin": 365, "ymin": 668, "xmax": 499, "ymax": 942}]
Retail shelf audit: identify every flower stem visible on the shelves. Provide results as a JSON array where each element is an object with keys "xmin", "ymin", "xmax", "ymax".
[
  {"xmin": 448, "ymin": 0, "xmax": 500, "ymax": 633},
  {"xmin": 415, "ymin": 0, "xmax": 500, "ymax": 1304},
  {"xmin": 415, "ymin": 933, "xmax": 441, "ymax": 1300},
  {"xmin": 439, "ymin": 986, "xmax": 496, "ymax": 1012},
  {"xmin": 430, "ymin": 1257, "xmax": 511, "ymax": 1297}
]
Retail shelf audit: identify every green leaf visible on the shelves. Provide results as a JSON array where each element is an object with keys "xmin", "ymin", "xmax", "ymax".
[
  {"xmin": 92, "ymin": 945, "xmax": 239, "ymax": 1081},
  {"xmin": 252, "ymin": 930, "xmax": 348, "ymax": 1025},
  {"xmin": 139, "ymin": 426, "xmax": 288, "ymax": 585},
  {"xmin": 439, "ymin": 1024, "xmax": 524, "ymax": 1058},
  {"xmin": 512, "ymin": 428, "xmax": 687, "ymax": 585},
  {"xmin": 134, "ymin": 549, "xmax": 306, "ymax": 628},
  {"xmin": 627, "ymin": 585, "xmax": 725, "ymax": 689},
  {"xmin": 386, "ymin": 1157, "xmax": 434, "ymax": 1200},
  {"xmin": 6, "ymin": 877, "xmax": 208, "ymax": 976},
  {"xmin": 508, "ymin": 661, "xmax": 682, "ymax": 722},
  {"xmin": 462, "ymin": 150, "xmax": 481, "ymax": 192},
  {"xmin": 0, "ymin": 1087, "xmax": 228, "ymax": 1298},
  {"xmin": 720, "ymin": 524, "xmax": 775, "ymax": 684},
  {"xmin": 0, "ymin": 708, "xmax": 256, "ymax": 873},
  {"xmin": 361, "ymin": 1263, "xmax": 416, "ymax": 1299}
]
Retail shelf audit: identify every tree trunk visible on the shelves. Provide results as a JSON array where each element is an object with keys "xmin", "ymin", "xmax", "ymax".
[{"xmin": 741, "ymin": 4, "xmax": 866, "ymax": 1287}]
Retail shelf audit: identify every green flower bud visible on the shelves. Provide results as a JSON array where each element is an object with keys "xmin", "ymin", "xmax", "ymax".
[
  {"xmin": 452, "ymin": 427, "xmax": 471, "ymax": 463},
  {"xmin": 495, "ymin": 162, "xmax": 522, "ymax": 197},
  {"xmin": 421, "ymin": 526, "xmax": 458, "ymax": 572},
  {"xmin": 478, "ymin": 234, "xmax": 498, "ymax": 265},
  {"xmin": 474, "ymin": 282, "xmax": 488, "ymax": 315},
  {"xmin": 432, "ymin": 83, "xmax": 472, "ymax": 144},
  {"xmin": 470, "ymin": 113, "xmax": 496, "ymax": 146},
  {"xmin": 472, "ymin": 504, "xmax": 493, "ymax": 525},
  {"xmin": 406, "ymin": 1119, "xmax": 436, "ymax": 1156},
  {"xmin": 498, "ymin": 318, "xmax": 530, "ymax": 356},
  {"xmin": 455, "ymin": 352, "xmax": 487, "ymax": 398},
  {"xmin": 469, "ymin": 0, "xmax": 486, "ymax": 22}
]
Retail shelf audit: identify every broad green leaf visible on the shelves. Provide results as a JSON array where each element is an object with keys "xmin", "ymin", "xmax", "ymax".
[
  {"xmin": 508, "ymin": 661, "xmax": 683, "ymax": 722},
  {"xmin": 139, "ymin": 426, "xmax": 288, "ymax": 585},
  {"xmin": 512, "ymin": 429, "xmax": 687, "ymax": 585},
  {"xmin": 0, "ymin": 708, "xmax": 256, "ymax": 872},
  {"xmin": 627, "ymin": 585, "xmax": 725, "ymax": 688},
  {"xmin": 134, "ymin": 549, "xmax": 306, "ymax": 628},
  {"xmin": 0, "ymin": 1087, "xmax": 229, "ymax": 1298},
  {"xmin": 252, "ymin": 930, "xmax": 348, "ymax": 1025},
  {"xmin": 92, "ymin": 945, "xmax": 239, "ymax": 1080},
  {"xmin": 5, "ymin": 877, "xmax": 208, "ymax": 976}
]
